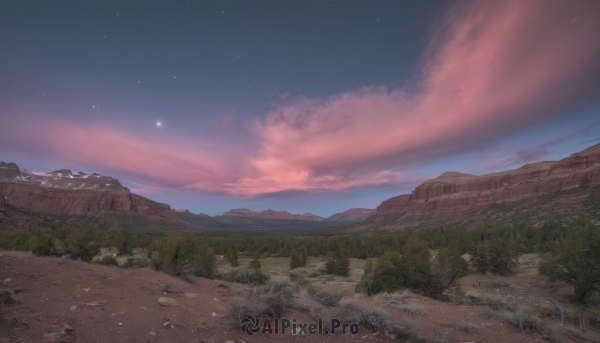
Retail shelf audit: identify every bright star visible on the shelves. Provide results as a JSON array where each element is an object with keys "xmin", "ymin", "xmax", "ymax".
[{"xmin": 156, "ymin": 121, "xmax": 162, "ymax": 127}]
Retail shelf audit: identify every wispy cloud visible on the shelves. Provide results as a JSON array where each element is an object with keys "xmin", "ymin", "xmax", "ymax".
[
  {"xmin": 1, "ymin": 0, "xmax": 599, "ymax": 196},
  {"xmin": 481, "ymin": 120, "xmax": 600, "ymax": 170}
]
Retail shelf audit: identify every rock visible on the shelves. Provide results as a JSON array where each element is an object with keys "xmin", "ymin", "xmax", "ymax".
[
  {"xmin": 61, "ymin": 323, "xmax": 75, "ymax": 334},
  {"xmin": 184, "ymin": 292, "xmax": 197, "ymax": 299},
  {"xmin": 158, "ymin": 297, "xmax": 171, "ymax": 306},
  {"xmin": 0, "ymin": 182, "xmax": 188, "ymax": 226},
  {"xmin": 149, "ymin": 330, "xmax": 157, "ymax": 336},
  {"xmin": 374, "ymin": 143, "xmax": 600, "ymax": 223},
  {"xmin": 211, "ymin": 312, "xmax": 217, "ymax": 317},
  {"xmin": 70, "ymin": 305, "xmax": 77, "ymax": 311},
  {"xmin": 164, "ymin": 283, "xmax": 183, "ymax": 294},
  {"xmin": 0, "ymin": 288, "xmax": 16, "ymax": 304},
  {"xmin": 3, "ymin": 278, "xmax": 11, "ymax": 283}
]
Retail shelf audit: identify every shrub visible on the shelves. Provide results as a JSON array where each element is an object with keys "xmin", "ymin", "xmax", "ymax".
[
  {"xmin": 352, "ymin": 305, "xmax": 418, "ymax": 340},
  {"xmin": 249, "ymin": 281, "xmax": 295, "ymax": 317},
  {"xmin": 466, "ymin": 291, "xmax": 506, "ymax": 311},
  {"xmin": 429, "ymin": 248, "xmax": 469, "ymax": 298},
  {"xmin": 148, "ymin": 233, "xmax": 216, "ymax": 278},
  {"xmin": 228, "ymin": 268, "xmax": 270, "ymax": 286},
  {"xmin": 309, "ymin": 306, "xmax": 349, "ymax": 330},
  {"xmin": 397, "ymin": 304, "xmax": 424, "ymax": 316},
  {"xmin": 540, "ymin": 223, "xmax": 600, "ymax": 304},
  {"xmin": 372, "ymin": 237, "xmax": 431, "ymax": 295},
  {"xmin": 100, "ymin": 255, "xmax": 119, "ymax": 266},
  {"xmin": 227, "ymin": 299, "xmax": 267, "ymax": 326},
  {"xmin": 325, "ymin": 257, "xmax": 350, "ymax": 276},
  {"xmin": 311, "ymin": 290, "xmax": 343, "ymax": 307},
  {"xmin": 503, "ymin": 305, "xmax": 540, "ymax": 332},
  {"xmin": 308, "ymin": 271, "xmax": 321, "ymax": 278},
  {"xmin": 121, "ymin": 257, "xmax": 150, "ymax": 268},
  {"xmin": 455, "ymin": 321, "xmax": 475, "ymax": 332},
  {"xmin": 65, "ymin": 227, "xmax": 101, "ymax": 262}
]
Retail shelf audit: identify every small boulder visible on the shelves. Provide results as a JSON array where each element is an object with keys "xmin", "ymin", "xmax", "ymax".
[{"xmin": 164, "ymin": 283, "xmax": 183, "ymax": 294}]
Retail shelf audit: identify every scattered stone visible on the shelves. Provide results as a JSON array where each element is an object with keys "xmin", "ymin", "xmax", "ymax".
[
  {"xmin": 3, "ymin": 278, "xmax": 11, "ymax": 283},
  {"xmin": 164, "ymin": 283, "xmax": 183, "ymax": 294},
  {"xmin": 61, "ymin": 323, "xmax": 75, "ymax": 334},
  {"xmin": 85, "ymin": 302, "xmax": 102, "ymax": 306},
  {"xmin": 149, "ymin": 330, "xmax": 157, "ymax": 336},
  {"xmin": 184, "ymin": 292, "xmax": 197, "ymax": 299},
  {"xmin": 163, "ymin": 321, "xmax": 170, "ymax": 327},
  {"xmin": 158, "ymin": 297, "xmax": 169, "ymax": 306},
  {"xmin": 0, "ymin": 288, "xmax": 16, "ymax": 304},
  {"xmin": 70, "ymin": 305, "xmax": 77, "ymax": 311},
  {"xmin": 211, "ymin": 312, "xmax": 217, "ymax": 317},
  {"xmin": 118, "ymin": 322, "xmax": 122, "ymax": 326}
]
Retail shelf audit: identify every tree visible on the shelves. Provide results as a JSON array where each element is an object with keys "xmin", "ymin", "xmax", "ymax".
[
  {"xmin": 148, "ymin": 233, "xmax": 216, "ymax": 278},
  {"xmin": 540, "ymin": 225, "xmax": 600, "ymax": 304},
  {"xmin": 226, "ymin": 246, "xmax": 239, "ymax": 267},
  {"xmin": 290, "ymin": 249, "xmax": 303, "ymax": 269},
  {"xmin": 472, "ymin": 244, "xmax": 490, "ymax": 273},
  {"xmin": 372, "ymin": 237, "xmax": 431, "ymax": 294},
  {"xmin": 429, "ymin": 248, "xmax": 469, "ymax": 297}
]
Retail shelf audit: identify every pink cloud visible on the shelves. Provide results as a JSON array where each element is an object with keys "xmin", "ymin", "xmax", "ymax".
[
  {"xmin": 234, "ymin": 0, "xmax": 600, "ymax": 194},
  {"xmin": 0, "ymin": 115, "xmax": 236, "ymax": 188},
  {"xmin": 2, "ymin": 0, "xmax": 599, "ymax": 197}
]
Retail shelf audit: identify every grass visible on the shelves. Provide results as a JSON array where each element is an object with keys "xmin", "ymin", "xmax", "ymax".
[
  {"xmin": 466, "ymin": 290, "xmax": 506, "ymax": 310},
  {"xmin": 503, "ymin": 305, "xmax": 540, "ymax": 332},
  {"xmin": 352, "ymin": 305, "xmax": 418, "ymax": 340}
]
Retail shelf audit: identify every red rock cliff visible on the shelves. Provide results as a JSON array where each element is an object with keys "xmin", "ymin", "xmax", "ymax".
[
  {"xmin": 0, "ymin": 183, "xmax": 189, "ymax": 225},
  {"xmin": 376, "ymin": 144, "xmax": 600, "ymax": 218}
]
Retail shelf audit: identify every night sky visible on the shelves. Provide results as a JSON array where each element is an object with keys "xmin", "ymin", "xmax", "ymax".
[{"xmin": 1, "ymin": 1, "xmax": 600, "ymax": 216}]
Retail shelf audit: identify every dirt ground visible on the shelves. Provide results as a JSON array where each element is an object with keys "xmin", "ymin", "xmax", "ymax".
[{"xmin": 1, "ymin": 251, "xmax": 599, "ymax": 343}]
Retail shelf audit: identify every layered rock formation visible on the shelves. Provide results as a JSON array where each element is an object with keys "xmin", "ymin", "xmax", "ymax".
[
  {"xmin": 375, "ymin": 143, "xmax": 600, "ymax": 220},
  {"xmin": 0, "ymin": 161, "xmax": 129, "ymax": 193},
  {"xmin": 0, "ymin": 183, "xmax": 188, "ymax": 225}
]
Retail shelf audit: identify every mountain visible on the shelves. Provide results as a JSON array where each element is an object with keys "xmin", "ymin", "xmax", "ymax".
[
  {"xmin": 212, "ymin": 208, "xmax": 326, "ymax": 227},
  {"xmin": 0, "ymin": 162, "xmax": 129, "ymax": 193},
  {"xmin": 325, "ymin": 208, "xmax": 375, "ymax": 223},
  {"xmin": 368, "ymin": 143, "xmax": 600, "ymax": 229},
  {"xmin": 174, "ymin": 207, "xmax": 376, "ymax": 228},
  {"xmin": 0, "ymin": 162, "xmax": 190, "ymax": 229}
]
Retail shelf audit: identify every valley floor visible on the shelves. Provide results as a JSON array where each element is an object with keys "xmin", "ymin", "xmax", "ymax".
[{"xmin": 1, "ymin": 252, "xmax": 599, "ymax": 343}]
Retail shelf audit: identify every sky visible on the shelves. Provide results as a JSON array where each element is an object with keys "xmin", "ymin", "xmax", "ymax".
[{"xmin": 1, "ymin": 0, "xmax": 600, "ymax": 217}]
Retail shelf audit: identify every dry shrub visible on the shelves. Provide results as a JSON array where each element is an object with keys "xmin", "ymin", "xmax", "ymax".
[
  {"xmin": 503, "ymin": 305, "xmax": 540, "ymax": 332},
  {"xmin": 352, "ymin": 305, "xmax": 418, "ymax": 340}
]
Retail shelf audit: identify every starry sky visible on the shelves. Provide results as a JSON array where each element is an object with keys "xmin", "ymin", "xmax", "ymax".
[{"xmin": 1, "ymin": 0, "xmax": 600, "ymax": 216}]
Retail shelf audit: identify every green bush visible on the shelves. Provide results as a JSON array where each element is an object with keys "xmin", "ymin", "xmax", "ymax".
[
  {"xmin": 121, "ymin": 257, "xmax": 150, "ymax": 268},
  {"xmin": 65, "ymin": 227, "xmax": 101, "ymax": 262},
  {"xmin": 325, "ymin": 257, "xmax": 350, "ymax": 276},
  {"xmin": 100, "ymin": 255, "xmax": 119, "ymax": 266},
  {"xmin": 226, "ymin": 268, "xmax": 270, "ymax": 286},
  {"xmin": 148, "ymin": 233, "xmax": 216, "ymax": 278}
]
